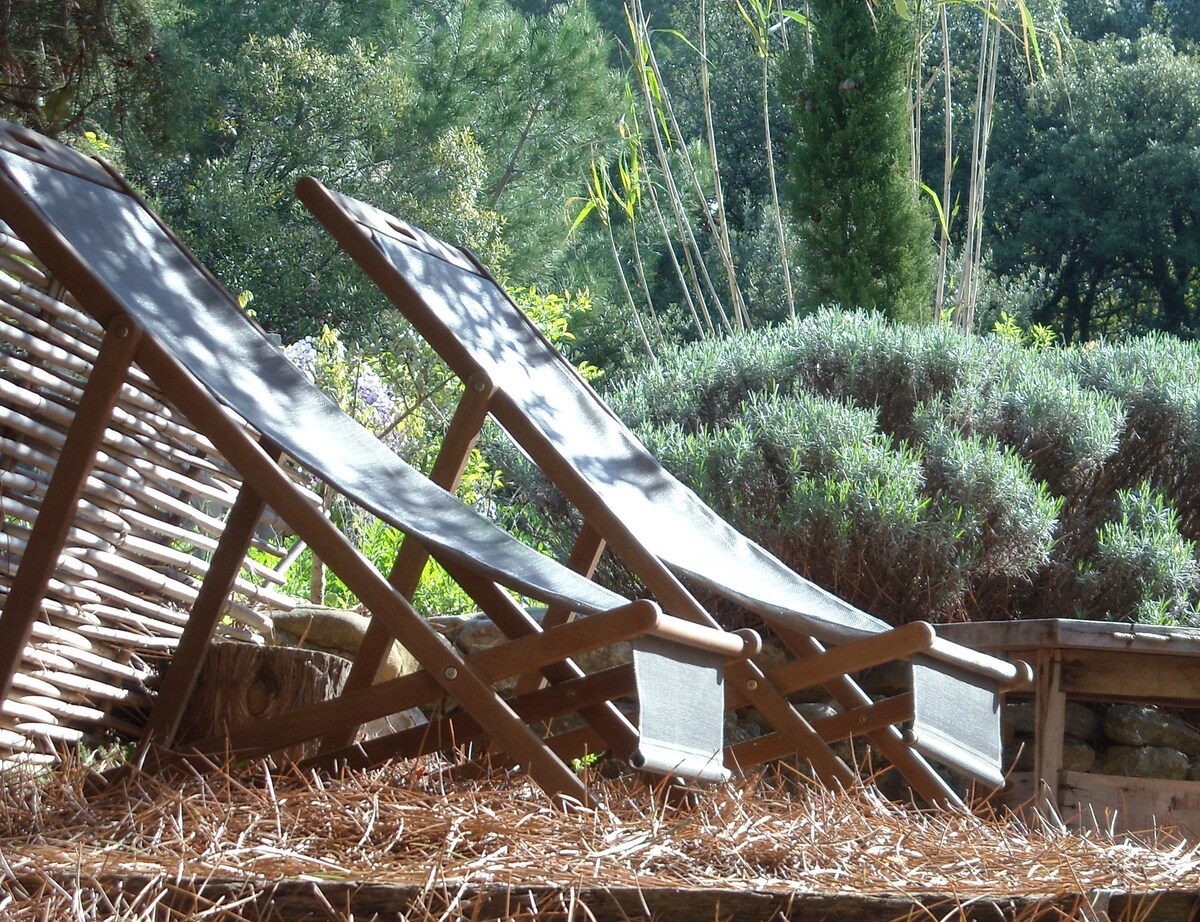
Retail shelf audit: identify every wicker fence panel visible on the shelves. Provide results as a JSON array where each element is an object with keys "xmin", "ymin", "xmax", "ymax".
[{"xmin": 0, "ymin": 224, "xmax": 304, "ymax": 765}]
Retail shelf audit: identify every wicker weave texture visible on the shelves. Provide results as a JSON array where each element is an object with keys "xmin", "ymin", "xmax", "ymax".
[{"xmin": 0, "ymin": 224, "xmax": 300, "ymax": 765}]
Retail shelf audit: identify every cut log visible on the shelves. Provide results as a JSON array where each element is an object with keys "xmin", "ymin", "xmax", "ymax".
[{"xmin": 172, "ymin": 641, "xmax": 352, "ymax": 761}]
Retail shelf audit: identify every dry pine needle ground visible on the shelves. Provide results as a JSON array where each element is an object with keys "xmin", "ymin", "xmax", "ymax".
[{"xmin": 1, "ymin": 755, "xmax": 1198, "ymax": 920}]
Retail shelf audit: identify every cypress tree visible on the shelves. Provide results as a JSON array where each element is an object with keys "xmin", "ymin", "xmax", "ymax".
[{"xmin": 786, "ymin": 1, "xmax": 932, "ymax": 321}]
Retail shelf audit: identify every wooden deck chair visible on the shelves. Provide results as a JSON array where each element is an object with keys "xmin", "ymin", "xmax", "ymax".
[
  {"xmin": 300, "ymin": 179, "xmax": 1034, "ymax": 807},
  {"xmin": 0, "ymin": 121, "xmax": 764, "ymax": 802}
]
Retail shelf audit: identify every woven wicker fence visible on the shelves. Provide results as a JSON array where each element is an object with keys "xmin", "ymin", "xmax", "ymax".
[{"xmin": 0, "ymin": 223, "xmax": 304, "ymax": 766}]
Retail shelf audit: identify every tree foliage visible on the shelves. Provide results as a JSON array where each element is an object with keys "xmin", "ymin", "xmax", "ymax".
[
  {"xmin": 115, "ymin": 0, "xmax": 617, "ymax": 340},
  {"xmin": 989, "ymin": 34, "xmax": 1200, "ymax": 341},
  {"xmin": 1063, "ymin": 0, "xmax": 1200, "ymax": 45},
  {"xmin": 0, "ymin": 0, "xmax": 159, "ymax": 136},
  {"xmin": 129, "ymin": 31, "xmax": 435, "ymax": 340},
  {"xmin": 404, "ymin": 0, "xmax": 618, "ymax": 276},
  {"xmin": 784, "ymin": 0, "xmax": 932, "ymax": 321}
]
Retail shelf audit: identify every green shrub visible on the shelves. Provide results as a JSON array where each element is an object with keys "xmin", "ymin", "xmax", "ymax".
[
  {"xmin": 494, "ymin": 311, "xmax": 1199, "ymax": 627},
  {"xmin": 748, "ymin": 392, "xmax": 938, "ymax": 619},
  {"xmin": 620, "ymin": 333, "xmax": 792, "ymax": 432},
  {"xmin": 914, "ymin": 412, "xmax": 1061, "ymax": 581},
  {"xmin": 619, "ymin": 387, "xmax": 1058, "ymax": 622},
  {"xmin": 975, "ymin": 358, "xmax": 1123, "ymax": 495},
  {"xmin": 1080, "ymin": 483, "xmax": 1200, "ymax": 624},
  {"xmin": 1058, "ymin": 335, "xmax": 1200, "ymax": 541},
  {"xmin": 771, "ymin": 310, "xmax": 999, "ymax": 437}
]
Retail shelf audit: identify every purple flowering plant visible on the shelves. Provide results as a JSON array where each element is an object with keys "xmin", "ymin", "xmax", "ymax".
[
  {"xmin": 285, "ymin": 326, "xmax": 399, "ymax": 436},
  {"xmin": 275, "ymin": 297, "xmax": 585, "ymax": 615}
]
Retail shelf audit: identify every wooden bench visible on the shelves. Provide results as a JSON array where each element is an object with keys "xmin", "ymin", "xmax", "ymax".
[{"xmin": 940, "ymin": 619, "xmax": 1200, "ymax": 839}]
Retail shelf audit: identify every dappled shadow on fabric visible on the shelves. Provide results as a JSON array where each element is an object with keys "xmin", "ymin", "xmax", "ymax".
[
  {"xmin": 0, "ymin": 149, "xmax": 625, "ymax": 616},
  {"xmin": 369, "ymin": 224, "xmax": 890, "ymax": 644}
]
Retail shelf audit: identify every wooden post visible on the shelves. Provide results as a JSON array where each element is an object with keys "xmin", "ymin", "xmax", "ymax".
[
  {"xmin": 1034, "ymin": 648, "xmax": 1066, "ymax": 819},
  {"xmin": 175, "ymin": 642, "xmax": 354, "ymax": 762},
  {"xmin": 0, "ymin": 314, "xmax": 140, "ymax": 706}
]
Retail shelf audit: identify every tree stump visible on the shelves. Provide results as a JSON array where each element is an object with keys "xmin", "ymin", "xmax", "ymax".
[{"xmin": 175, "ymin": 641, "xmax": 353, "ymax": 762}]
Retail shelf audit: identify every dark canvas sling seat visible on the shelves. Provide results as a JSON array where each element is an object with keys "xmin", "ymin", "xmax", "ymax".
[
  {"xmin": 300, "ymin": 178, "xmax": 1034, "ymax": 808},
  {"xmin": 0, "ymin": 121, "xmax": 764, "ymax": 802}
]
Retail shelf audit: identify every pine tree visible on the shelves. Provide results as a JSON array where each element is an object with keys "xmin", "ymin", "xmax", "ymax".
[{"xmin": 785, "ymin": 1, "xmax": 932, "ymax": 321}]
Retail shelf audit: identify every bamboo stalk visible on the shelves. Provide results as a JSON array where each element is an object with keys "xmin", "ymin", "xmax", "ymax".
[
  {"xmin": 954, "ymin": 2, "xmax": 1001, "ymax": 331},
  {"xmin": 698, "ymin": 0, "xmax": 747, "ymax": 329},
  {"xmin": 934, "ymin": 2, "xmax": 954, "ymax": 320},
  {"xmin": 627, "ymin": 0, "xmax": 732, "ymax": 335}
]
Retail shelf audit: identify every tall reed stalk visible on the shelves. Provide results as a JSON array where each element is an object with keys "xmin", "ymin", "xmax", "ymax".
[
  {"xmin": 575, "ymin": 0, "xmax": 1053, "ymax": 342},
  {"xmin": 912, "ymin": 0, "xmax": 1052, "ymax": 329},
  {"xmin": 953, "ymin": 3, "xmax": 1001, "ymax": 332},
  {"xmin": 736, "ymin": 0, "xmax": 799, "ymax": 320}
]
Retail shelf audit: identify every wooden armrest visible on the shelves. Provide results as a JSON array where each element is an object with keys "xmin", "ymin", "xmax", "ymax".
[
  {"xmin": 927, "ymin": 636, "xmax": 1033, "ymax": 691},
  {"xmin": 649, "ymin": 612, "xmax": 761, "ymax": 660},
  {"xmin": 775, "ymin": 621, "xmax": 939, "ymax": 694}
]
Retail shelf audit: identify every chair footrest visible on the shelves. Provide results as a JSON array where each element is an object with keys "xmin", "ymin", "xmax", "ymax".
[
  {"xmin": 631, "ymin": 635, "xmax": 730, "ymax": 783},
  {"xmin": 908, "ymin": 655, "xmax": 1005, "ymax": 788}
]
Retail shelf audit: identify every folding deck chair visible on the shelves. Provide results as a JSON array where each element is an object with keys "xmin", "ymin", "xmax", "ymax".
[
  {"xmin": 0, "ymin": 121, "xmax": 764, "ymax": 802},
  {"xmin": 301, "ymin": 179, "xmax": 1034, "ymax": 807}
]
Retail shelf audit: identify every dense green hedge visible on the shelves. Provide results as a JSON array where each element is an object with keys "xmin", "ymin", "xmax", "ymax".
[{"xmin": 498, "ymin": 310, "xmax": 1200, "ymax": 627}]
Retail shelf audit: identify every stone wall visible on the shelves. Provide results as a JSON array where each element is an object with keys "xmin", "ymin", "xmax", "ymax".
[{"xmin": 1007, "ymin": 701, "xmax": 1200, "ymax": 781}]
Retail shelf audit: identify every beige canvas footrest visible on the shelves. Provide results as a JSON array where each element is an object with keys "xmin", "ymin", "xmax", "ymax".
[{"xmin": 631, "ymin": 634, "xmax": 731, "ymax": 784}]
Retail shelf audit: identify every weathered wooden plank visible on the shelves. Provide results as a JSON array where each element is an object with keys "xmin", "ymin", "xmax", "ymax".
[
  {"xmin": 15, "ymin": 694, "xmax": 106, "ymax": 723},
  {"xmin": 940, "ymin": 619, "xmax": 1200, "ymax": 656},
  {"xmin": 1032, "ymin": 649, "xmax": 1065, "ymax": 813},
  {"xmin": 0, "ymin": 429, "xmax": 137, "ymax": 489},
  {"xmin": 1058, "ymin": 651, "xmax": 1200, "ymax": 705},
  {"xmin": 0, "ymin": 337, "xmax": 235, "ymax": 458},
  {"xmin": 17, "ymin": 875, "xmax": 1199, "ymax": 922},
  {"xmin": 0, "ymin": 238, "xmax": 43, "ymax": 274},
  {"xmin": 70, "ymin": 579, "xmax": 186, "ymax": 625},
  {"xmin": 122, "ymin": 509, "xmax": 286, "ymax": 587},
  {"xmin": 28, "ymin": 669, "xmax": 136, "ymax": 703},
  {"xmin": 1060, "ymin": 770, "xmax": 1200, "ymax": 841},
  {"xmin": 86, "ymin": 604, "xmax": 186, "ymax": 639}
]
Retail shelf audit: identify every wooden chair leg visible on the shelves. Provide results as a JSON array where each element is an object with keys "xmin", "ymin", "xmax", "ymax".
[
  {"xmin": 727, "ymin": 657, "xmax": 858, "ymax": 788},
  {"xmin": 310, "ymin": 664, "xmax": 639, "ymax": 770},
  {"xmin": 729, "ymin": 694, "xmax": 916, "ymax": 767},
  {"xmin": 440, "ymin": 561, "xmax": 641, "ymax": 761},
  {"xmin": 132, "ymin": 338, "xmax": 585, "ymax": 801},
  {"xmin": 611, "ymin": 550, "xmax": 857, "ymax": 789},
  {"xmin": 513, "ymin": 521, "xmax": 606, "ymax": 696},
  {"xmin": 321, "ymin": 374, "xmax": 494, "ymax": 752},
  {"xmin": 138, "ymin": 454, "xmax": 276, "ymax": 751},
  {"xmin": 0, "ymin": 315, "xmax": 140, "ymax": 705},
  {"xmin": 775, "ymin": 627, "xmax": 961, "ymax": 808}
]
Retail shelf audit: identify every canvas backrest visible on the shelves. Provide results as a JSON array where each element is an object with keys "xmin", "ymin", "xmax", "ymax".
[
  {"xmin": 0, "ymin": 125, "xmax": 629, "ymax": 618},
  {"xmin": 309, "ymin": 186, "xmax": 892, "ymax": 645}
]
